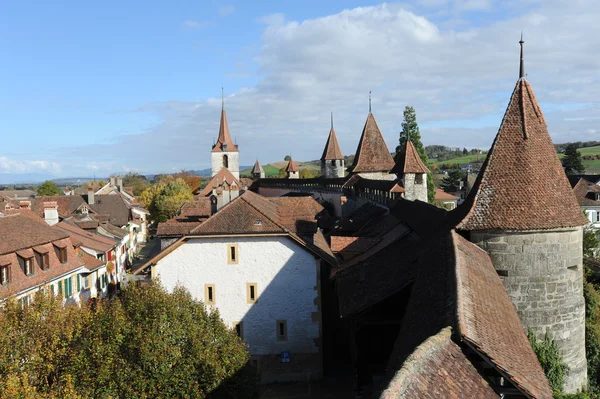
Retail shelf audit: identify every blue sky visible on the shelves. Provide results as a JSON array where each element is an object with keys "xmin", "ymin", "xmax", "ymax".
[{"xmin": 1, "ymin": 0, "xmax": 599, "ymax": 180}]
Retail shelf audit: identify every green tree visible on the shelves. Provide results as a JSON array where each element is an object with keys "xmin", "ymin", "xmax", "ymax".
[
  {"xmin": 528, "ymin": 328, "xmax": 569, "ymax": 394},
  {"xmin": 584, "ymin": 224, "xmax": 600, "ymax": 259},
  {"xmin": 440, "ymin": 169, "xmax": 465, "ymax": 192},
  {"xmin": 300, "ymin": 169, "xmax": 317, "ymax": 179},
  {"xmin": 278, "ymin": 167, "xmax": 287, "ymax": 178},
  {"xmin": 0, "ymin": 283, "xmax": 256, "ymax": 399},
  {"xmin": 36, "ymin": 180, "xmax": 62, "ymax": 196},
  {"xmin": 284, "ymin": 155, "xmax": 291, "ymax": 162},
  {"xmin": 562, "ymin": 144, "xmax": 586, "ymax": 175},
  {"xmin": 396, "ymin": 106, "xmax": 435, "ymax": 202},
  {"xmin": 122, "ymin": 172, "xmax": 150, "ymax": 196},
  {"xmin": 152, "ymin": 178, "xmax": 194, "ymax": 222}
]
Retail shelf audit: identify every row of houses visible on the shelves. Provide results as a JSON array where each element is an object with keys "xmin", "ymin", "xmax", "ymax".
[{"xmin": 0, "ymin": 177, "xmax": 149, "ymax": 306}]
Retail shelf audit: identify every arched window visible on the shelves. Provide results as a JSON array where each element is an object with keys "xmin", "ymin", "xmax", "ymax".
[{"xmin": 223, "ymin": 154, "xmax": 229, "ymax": 168}]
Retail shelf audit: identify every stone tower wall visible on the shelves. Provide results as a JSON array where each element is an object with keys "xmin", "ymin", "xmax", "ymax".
[
  {"xmin": 357, "ymin": 171, "xmax": 395, "ymax": 181},
  {"xmin": 402, "ymin": 173, "xmax": 428, "ymax": 202},
  {"xmin": 212, "ymin": 151, "xmax": 240, "ymax": 179},
  {"xmin": 470, "ymin": 228, "xmax": 586, "ymax": 392},
  {"xmin": 321, "ymin": 159, "xmax": 345, "ymax": 178}
]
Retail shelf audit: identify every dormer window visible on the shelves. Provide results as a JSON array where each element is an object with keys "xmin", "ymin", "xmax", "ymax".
[
  {"xmin": 34, "ymin": 246, "xmax": 50, "ymax": 270},
  {"xmin": 20, "ymin": 257, "xmax": 33, "ymax": 276},
  {"xmin": 254, "ymin": 220, "xmax": 262, "ymax": 226},
  {"xmin": 53, "ymin": 242, "xmax": 68, "ymax": 264},
  {"xmin": 0, "ymin": 265, "xmax": 10, "ymax": 285}
]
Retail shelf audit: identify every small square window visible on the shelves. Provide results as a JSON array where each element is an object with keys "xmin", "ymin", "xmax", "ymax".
[
  {"xmin": 233, "ymin": 321, "xmax": 243, "ymax": 339},
  {"xmin": 276, "ymin": 320, "xmax": 288, "ymax": 341},
  {"xmin": 415, "ymin": 173, "xmax": 424, "ymax": 184},
  {"xmin": 205, "ymin": 284, "xmax": 216, "ymax": 305},
  {"xmin": 247, "ymin": 283, "xmax": 258, "ymax": 304},
  {"xmin": 227, "ymin": 244, "xmax": 238, "ymax": 264},
  {"xmin": 254, "ymin": 220, "xmax": 262, "ymax": 226}
]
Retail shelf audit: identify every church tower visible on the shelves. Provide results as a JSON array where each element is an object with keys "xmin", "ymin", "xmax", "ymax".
[
  {"xmin": 321, "ymin": 113, "xmax": 345, "ymax": 178},
  {"xmin": 455, "ymin": 37, "xmax": 588, "ymax": 393},
  {"xmin": 391, "ymin": 139, "xmax": 429, "ymax": 202},
  {"xmin": 211, "ymin": 90, "xmax": 239, "ymax": 179}
]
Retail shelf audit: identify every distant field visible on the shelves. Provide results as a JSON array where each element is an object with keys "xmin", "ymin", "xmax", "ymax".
[
  {"xmin": 269, "ymin": 161, "xmax": 320, "ymax": 171},
  {"xmin": 557, "ymin": 146, "xmax": 600, "ymax": 173},
  {"xmin": 430, "ymin": 154, "xmax": 487, "ymax": 167}
]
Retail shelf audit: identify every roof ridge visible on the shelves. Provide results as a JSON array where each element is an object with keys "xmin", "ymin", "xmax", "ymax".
[
  {"xmin": 239, "ymin": 192, "xmax": 289, "ymax": 233},
  {"xmin": 350, "ymin": 113, "xmax": 395, "ymax": 173}
]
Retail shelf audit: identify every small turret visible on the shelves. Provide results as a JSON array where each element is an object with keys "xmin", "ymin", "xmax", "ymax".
[
  {"xmin": 251, "ymin": 159, "xmax": 265, "ymax": 179},
  {"xmin": 285, "ymin": 158, "xmax": 299, "ymax": 179},
  {"xmin": 321, "ymin": 112, "xmax": 345, "ymax": 178},
  {"xmin": 391, "ymin": 140, "xmax": 430, "ymax": 202}
]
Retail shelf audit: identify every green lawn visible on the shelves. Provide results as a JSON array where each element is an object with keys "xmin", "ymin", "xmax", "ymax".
[
  {"xmin": 557, "ymin": 146, "xmax": 600, "ymax": 173},
  {"xmin": 430, "ymin": 154, "xmax": 487, "ymax": 167}
]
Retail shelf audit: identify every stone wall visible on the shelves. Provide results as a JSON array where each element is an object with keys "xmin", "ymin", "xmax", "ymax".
[
  {"xmin": 321, "ymin": 159, "xmax": 345, "ymax": 179},
  {"xmin": 470, "ymin": 228, "xmax": 586, "ymax": 392},
  {"xmin": 357, "ymin": 171, "xmax": 396, "ymax": 181},
  {"xmin": 402, "ymin": 173, "xmax": 428, "ymax": 202}
]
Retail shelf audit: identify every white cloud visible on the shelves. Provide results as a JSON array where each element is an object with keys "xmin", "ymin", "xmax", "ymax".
[
  {"xmin": 219, "ymin": 5, "xmax": 235, "ymax": 16},
  {"xmin": 0, "ymin": 157, "xmax": 62, "ymax": 174},
  {"xmin": 36, "ymin": 1, "xmax": 600, "ymax": 175}
]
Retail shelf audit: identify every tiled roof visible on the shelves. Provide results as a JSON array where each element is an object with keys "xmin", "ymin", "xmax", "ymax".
[
  {"xmin": 285, "ymin": 159, "xmax": 299, "ymax": 173},
  {"xmin": 321, "ymin": 126, "xmax": 344, "ymax": 160},
  {"xmin": 456, "ymin": 78, "xmax": 588, "ymax": 230},
  {"xmin": 391, "ymin": 140, "xmax": 430, "ymax": 175},
  {"xmin": 144, "ymin": 191, "xmax": 336, "ymax": 272},
  {"xmin": 84, "ymin": 195, "xmax": 131, "ymax": 226},
  {"xmin": 568, "ymin": 174, "xmax": 600, "ymax": 187},
  {"xmin": 157, "ymin": 221, "xmax": 204, "ymax": 237},
  {"xmin": 251, "ymin": 160, "xmax": 265, "ymax": 175},
  {"xmin": 335, "ymin": 224, "xmax": 552, "ymax": 398},
  {"xmin": 434, "ymin": 188, "xmax": 459, "ymax": 201},
  {"xmin": 349, "ymin": 113, "xmax": 395, "ymax": 173},
  {"xmin": 380, "ymin": 327, "xmax": 498, "ymax": 399},
  {"xmin": 31, "ymin": 196, "xmax": 88, "ymax": 218},
  {"xmin": 180, "ymin": 197, "xmax": 212, "ymax": 217},
  {"xmin": 1, "ymin": 208, "xmax": 46, "ymax": 223},
  {"xmin": 212, "ymin": 108, "xmax": 238, "ymax": 153},
  {"xmin": 199, "ymin": 168, "xmax": 241, "ymax": 197},
  {"xmin": 54, "ymin": 221, "xmax": 117, "ymax": 252},
  {"xmin": 98, "ymin": 222, "xmax": 128, "ymax": 238},
  {"xmin": 0, "ymin": 215, "xmax": 69, "ymax": 255},
  {"xmin": 573, "ymin": 178, "xmax": 600, "ymax": 206},
  {"xmin": 76, "ymin": 247, "xmax": 105, "ymax": 271}
]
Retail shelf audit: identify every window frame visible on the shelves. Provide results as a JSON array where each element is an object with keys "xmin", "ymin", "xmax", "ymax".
[
  {"xmin": 276, "ymin": 320, "xmax": 288, "ymax": 341},
  {"xmin": 204, "ymin": 284, "xmax": 216, "ymax": 305},
  {"xmin": 0, "ymin": 265, "xmax": 9, "ymax": 285},
  {"xmin": 246, "ymin": 283, "xmax": 258, "ymax": 304},
  {"xmin": 233, "ymin": 321, "xmax": 244, "ymax": 339},
  {"xmin": 227, "ymin": 244, "xmax": 239, "ymax": 264}
]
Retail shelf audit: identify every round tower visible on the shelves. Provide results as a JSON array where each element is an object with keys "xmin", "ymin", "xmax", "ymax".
[
  {"xmin": 321, "ymin": 113, "xmax": 345, "ymax": 178},
  {"xmin": 391, "ymin": 140, "xmax": 429, "ymax": 202},
  {"xmin": 456, "ymin": 38, "xmax": 588, "ymax": 393}
]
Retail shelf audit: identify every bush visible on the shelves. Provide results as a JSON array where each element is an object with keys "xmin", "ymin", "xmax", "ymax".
[
  {"xmin": 0, "ymin": 282, "xmax": 254, "ymax": 398},
  {"xmin": 528, "ymin": 328, "xmax": 569, "ymax": 394}
]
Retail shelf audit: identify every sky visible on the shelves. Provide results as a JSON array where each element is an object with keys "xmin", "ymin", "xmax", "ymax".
[{"xmin": 1, "ymin": 0, "xmax": 599, "ymax": 179}]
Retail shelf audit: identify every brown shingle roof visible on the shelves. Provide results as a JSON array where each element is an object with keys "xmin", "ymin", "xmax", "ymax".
[
  {"xmin": 53, "ymin": 221, "xmax": 117, "ymax": 252},
  {"xmin": 434, "ymin": 188, "xmax": 459, "ymax": 201},
  {"xmin": 285, "ymin": 159, "xmax": 299, "ymax": 173},
  {"xmin": 321, "ymin": 126, "xmax": 344, "ymax": 160},
  {"xmin": 211, "ymin": 108, "xmax": 238, "ymax": 153},
  {"xmin": 380, "ymin": 327, "xmax": 498, "ymax": 399},
  {"xmin": 573, "ymin": 178, "xmax": 600, "ymax": 206},
  {"xmin": 349, "ymin": 113, "xmax": 395, "ymax": 173},
  {"xmin": 31, "ymin": 196, "xmax": 87, "ymax": 218},
  {"xmin": 198, "ymin": 168, "xmax": 241, "ymax": 197},
  {"xmin": 391, "ymin": 140, "xmax": 430, "ymax": 175},
  {"xmin": 85, "ymin": 195, "xmax": 131, "ymax": 226},
  {"xmin": 456, "ymin": 78, "xmax": 587, "ymax": 230},
  {"xmin": 0, "ymin": 215, "xmax": 70, "ymax": 255}
]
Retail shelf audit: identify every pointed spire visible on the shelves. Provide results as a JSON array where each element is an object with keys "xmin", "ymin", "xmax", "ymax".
[
  {"xmin": 369, "ymin": 91, "xmax": 372, "ymax": 114},
  {"xmin": 349, "ymin": 113, "xmax": 395, "ymax": 173},
  {"xmin": 391, "ymin": 140, "xmax": 429, "ymax": 175},
  {"xmin": 221, "ymin": 86, "xmax": 224, "ymax": 110},
  {"xmin": 331, "ymin": 111, "xmax": 334, "ymax": 130},
  {"xmin": 321, "ymin": 113, "xmax": 343, "ymax": 160},
  {"xmin": 212, "ymin": 89, "xmax": 238, "ymax": 153},
  {"xmin": 519, "ymin": 32, "xmax": 525, "ymax": 80}
]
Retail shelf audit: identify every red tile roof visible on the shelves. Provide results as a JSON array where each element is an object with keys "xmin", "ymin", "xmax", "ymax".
[
  {"xmin": 31, "ymin": 196, "xmax": 88, "ymax": 218},
  {"xmin": 199, "ymin": 168, "xmax": 241, "ymax": 197},
  {"xmin": 349, "ymin": 113, "xmax": 395, "ymax": 173},
  {"xmin": 211, "ymin": 109, "xmax": 238, "ymax": 153},
  {"xmin": 53, "ymin": 221, "xmax": 117, "ymax": 252},
  {"xmin": 573, "ymin": 178, "xmax": 600, "ymax": 206},
  {"xmin": 0, "ymin": 215, "xmax": 70, "ymax": 255},
  {"xmin": 285, "ymin": 159, "xmax": 299, "ymax": 173},
  {"xmin": 321, "ymin": 126, "xmax": 344, "ymax": 160},
  {"xmin": 434, "ymin": 188, "xmax": 459, "ymax": 201},
  {"xmin": 251, "ymin": 159, "xmax": 265, "ymax": 175},
  {"xmin": 380, "ymin": 327, "xmax": 498, "ymax": 399},
  {"xmin": 1, "ymin": 208, "xmax": 46, "ymax": 223},
  {"xmin": 391, "ymin": 140, "xmax": 430, "ymax": 174},
  {"xmin": 456, "ymin": 78, "xmax": 588, "ymax": 230}
]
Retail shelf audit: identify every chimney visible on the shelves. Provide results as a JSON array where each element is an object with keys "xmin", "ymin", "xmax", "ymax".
[
  {"xmin": 110, "ymin": 176, "xmax": 116, "ymax": 187},
  {"xmin": 117, "ymin": 176, "xmax": 123, "ymax": 192},
  {"xmin": 19, "ymin": 201, "xmax": 31, "ymax": 209},
  {"xmin": 88, "ymin": 185, "xmax": 95, "ymax": 205},
  {"xmin": 43, "ymin": 201, "xmax": 59, "ymax": 226}
]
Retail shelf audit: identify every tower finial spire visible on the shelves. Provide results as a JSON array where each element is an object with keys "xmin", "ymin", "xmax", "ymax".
[
  {"xmin": 221, "ymin": 86, "xmax": 224, "ymax": 110},
  {"xmin": 369, "ymin": 91, "xmax": 372, "ymax": 114},
  {"xmin": 331, "ymin": 111, "xmax": 333, "ymax": 129},
  {"xmin": 519, "ymin": 32, "xmax": 525, "ymax": 80}
]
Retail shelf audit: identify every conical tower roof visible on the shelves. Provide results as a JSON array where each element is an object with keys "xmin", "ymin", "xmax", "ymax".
[
  {"xmin": 349, "ymin": 113, "xmax": 395, "ymax": 173},
  {"xmin": 391, "ymin": 140, "xmax": 430, "ymax": 174},
  {"xmin": 457, "ymin": 40, "xmax": 587, "ymax": 231},
  {"xmin": 212, "ymin": 108, "xmax": 238, "ymax": 153},
  {"xmin": 321, "ymin": 114, "xmax": 344, "ymax": 160},
  {"xmin": 285, "ymin": 158, "xmax": 299, "ymax": 173},
  {"xmin": 252, "ymin": 159, "xmax": 264, "ymax": 175}
]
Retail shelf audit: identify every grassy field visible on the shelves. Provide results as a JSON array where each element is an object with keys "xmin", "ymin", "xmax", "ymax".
[
  {"xmin": 557, "ymin": 146, "xmax": 600, "ymax": 173},
  {"xmin": 430, "ymin": 153, "xmax": 487, "ymax": 167}
]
